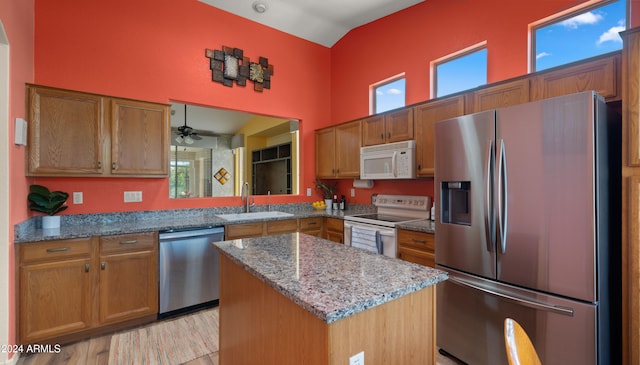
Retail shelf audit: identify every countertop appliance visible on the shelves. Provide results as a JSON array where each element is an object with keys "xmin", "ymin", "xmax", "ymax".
[
  {"xmin": 360, "ymin": 140, "xmax": 416, "ymax": 180},
  {"xmin": 434, "ymin": 91, "xmax": 621, "ymax": 365},
  {"xmin": 158, "ymin": 226, "xmax": 225, "ymax": 316},
  {"xmin": 344, "ymin": 194, "xmax": 431, "ymax": 258}
]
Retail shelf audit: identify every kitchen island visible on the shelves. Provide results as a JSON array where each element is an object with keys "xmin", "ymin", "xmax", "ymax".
[{"xmin": 214, "ymin": 233, "xmax": 447, "ymax": 365}]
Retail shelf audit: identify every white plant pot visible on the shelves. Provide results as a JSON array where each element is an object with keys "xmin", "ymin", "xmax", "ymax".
[
  {"xmin": 42, "ymin": 215, "xmax": 61, "ymax": 229},
  {"xmin": 324, "ymin": 199, "xmax": 332, "ymax": 210}
]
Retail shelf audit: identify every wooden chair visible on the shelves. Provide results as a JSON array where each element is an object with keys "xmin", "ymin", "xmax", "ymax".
[{"xmin": 504, "ymin": 318, "xmax": 542, "ymax": 365}]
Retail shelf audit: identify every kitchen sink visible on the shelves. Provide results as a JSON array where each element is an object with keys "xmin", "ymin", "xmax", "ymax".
[{"xmin": 215, "ymin": 211, "xmax": 294, "ymax": 221}]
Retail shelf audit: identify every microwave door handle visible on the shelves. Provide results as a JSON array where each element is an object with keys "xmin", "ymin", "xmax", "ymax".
[{"xmin": 392, "ymin": 151, "xmax": 397, "ymax": 177}]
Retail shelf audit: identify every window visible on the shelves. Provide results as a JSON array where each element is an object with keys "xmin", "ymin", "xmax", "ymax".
[
  {"xmin": 373, "ymin": 77, "xmax": 405, "ymax": 114},
  {"xmin": 532, "ymin": 0, "xmax": 626, "ymax": 71},
  {"xmin": 433, "ymin": 46, "xmax": 487, "ymax": 98}
]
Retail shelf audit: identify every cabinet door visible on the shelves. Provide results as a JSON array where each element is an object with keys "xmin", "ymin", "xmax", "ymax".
[
  {"xmin": 110, "ymin": 98, "xmax": 170, "ymax": 176},
  {"xmin": 266, "ymin": 219, "xmax": 298, "ymax": 235},
  {"xmin": 362, "ymin": 115, "xmax": 386, "ymax": 146},
  {"xmin": 315, "ymin": 127, "xmax": 336, "ymax": 178},
  {"xmin": 466, "ymin": 79, "xmax": 530, "ymax": 114},
  {"xmin": 324, "ymin": 217, "xmax": 344, "ymax": 244},
  {"xmin": 299, "ymin": 217, "xmax": 323, "ymax": 237},
  {"xmin": 27, "ymin": 85, "xmax": 105, "ymax": 176},
  {"xmin": 414, "ymin": 96, "xmax": 465, "ymax": 177},
  {"xmin": 19, "ymin": 257, "xmax": 93, "ymax": 343},
  {"xmin": 530, "ymin": 54, "xmax": 620, "ymax": 102},
  {"xmin": 335, "ymin": 120, "xmax": 362, "ymax": 177},
  {"xmin": 225, "ymin": 222, "xmax": 265, "ymax": 239},
  {"xmin": 99, "ymin": 248, "xmax": 158, "ymax": 324},
  {"xmin": 385, "ymin": 108, "xmax": 414, "ymax": 143}
]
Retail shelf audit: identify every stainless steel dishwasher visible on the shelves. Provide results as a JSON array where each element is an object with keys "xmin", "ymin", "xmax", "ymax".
[{"xmin": 158, "ymin": 226, "xmax": 224, "ymax": 317}]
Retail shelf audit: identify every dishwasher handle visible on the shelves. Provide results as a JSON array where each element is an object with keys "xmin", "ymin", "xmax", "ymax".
[{"xmin": 159, "ymin": 227, "xmax": 225, "ymax": 241}]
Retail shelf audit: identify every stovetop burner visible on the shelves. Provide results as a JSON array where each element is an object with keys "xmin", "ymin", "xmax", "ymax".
[
  {"xmin": 349, "ymin": 213, "xmax": 421, "ymax": 223},
  {"xmin": 343, "ymin": 194, "xmax": 432, "ymax": 227}
]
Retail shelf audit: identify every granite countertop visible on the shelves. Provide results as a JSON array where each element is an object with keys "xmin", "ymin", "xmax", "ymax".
[
  {"xmin": 214, "ymin": 233, "xmax": 447, "ymax": 323},
  {"xmin": 397, "ymin": 219, "xmax": 435, "ymax": 234},
  {"xmin": 14, "ymin": 206, "xmax": 375, "ymax": 243}
]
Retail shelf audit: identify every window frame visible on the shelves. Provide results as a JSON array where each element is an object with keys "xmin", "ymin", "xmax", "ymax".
[
  {"xmin": 431, "ymin": 41, "xmax": 488, "ymax": 98},
  {"xmin": 370, "ymin": 74, "xmax": 406, "ymax": 115},
  {"xmin": 529, "ymin": 0, "xmax": 628, "ymax": 72}
]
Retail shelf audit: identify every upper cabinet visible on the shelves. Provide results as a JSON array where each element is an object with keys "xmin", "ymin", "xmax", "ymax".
[
  {"xmin": 530, "ymin": 54, "xmax": 621, "ymax": 102},
  {"xmin": 465, "ymin": 79, "xmax": 530, "ymax": 114},
  {"xmin": 362, "ymin": 108, "xmax": 414, "ymax": 146},
  {"xmin": 414, "ymin": 95, "xmax": 465, "ymax": 177},
  {"xmin": 315, "ymin": 120, "xmax": 362, "ymax": 178},
  {"xmin": 26, "ymin": 84, "xmax": 170, "ymax": 177}
]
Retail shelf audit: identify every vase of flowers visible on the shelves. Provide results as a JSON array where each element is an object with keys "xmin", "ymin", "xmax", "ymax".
[{"xmin": 315, "ymin": 178, "xmax": 336, "ymax": 210}]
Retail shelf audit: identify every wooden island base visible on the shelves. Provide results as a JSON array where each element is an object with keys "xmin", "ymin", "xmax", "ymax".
[{"xmin": 219, "ymin": 254, "xmax": 437, "ymax": 365}]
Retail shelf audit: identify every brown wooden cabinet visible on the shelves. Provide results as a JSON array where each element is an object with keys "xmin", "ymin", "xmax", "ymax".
[
  {"xmin": 299, "ymin": 217, "xmax": 324, "ymax": 237},
  {"xmin": 225, "ymin": 222, "xmax": 265, "ymax": 239},
  {"xmin": 530, "ymin": 53, "xmax": 621, "ymax": 102},
  {"xmin": 26, "ymin": 84, "xmax": 170, "ymax": 177},
  {"xmin": 17, "ymin": 233, "xmax": 158, "ymax": 344},
  {"xmin": 465, "ymin": 79, "xmax": 530, "ymax": 114},
  {"xmin": 414, "ymin": 95, "xmax": 465, "ymax": 177},
  {"xmin": 226, "ymin": 217, "xmax": 326, "ymax": 239},
  {"xmin": 315, "ymin": 120, "xmax": 362, "ymax": 178},
  {"xmin": 98, "ymin": 232, "xmax": 158, "ymax": 325},
  {"xmin": 324, "ymin": 217, "xmax": 344, "ymax": 244},
  {"xmin": 266, "ymin": 219, "xmax": 298, "ymax": 235},
  {"xmin": 362, "ymin": 108, "xmax": 413, "ymax": 146},
  {"xmin": 397, "ymin": 229, "xmax": 435, "ymax": 268},
  {"xmin": 18, "ymin": 238, "xmax": 93, "ymax": 344}
]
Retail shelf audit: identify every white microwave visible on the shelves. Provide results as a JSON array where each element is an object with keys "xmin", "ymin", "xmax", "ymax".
[{"xmin": 360, "ymin": 140, "xmax": 416, "ymax": 180}]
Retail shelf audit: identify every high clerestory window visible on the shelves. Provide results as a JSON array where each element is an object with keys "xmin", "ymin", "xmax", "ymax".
[
  {"xmin": 532, "ymin": 0, "xmax": 627, "ymax": 72},
  {"xmin": 432, "ymin": 44, "xmax": 487, "ymax": 98},
  {"xmin": 372, "ymin": 76, "xmax": 406, "ymax": 114}
]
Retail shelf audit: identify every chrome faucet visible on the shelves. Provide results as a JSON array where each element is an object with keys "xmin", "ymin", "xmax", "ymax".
[{"xmin": 241, "ymin": 182, "xmax": 254, "ymax": 213}]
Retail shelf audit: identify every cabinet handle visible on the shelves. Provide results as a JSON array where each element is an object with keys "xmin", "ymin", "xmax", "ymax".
[
  {"xmin": 412, "ymin": 238, "xmax": 427, "ymax": 243},
  {"xmin": 46, "ymin": 247, "xmax": 69, "ymax": 253},
  {"xmin": 85, "ymin": 264, "xmax": 90, "ymax": 272},
  {"xmin": 380, "ymin": 133, "xmax": 384, "ymax": 140},
  {"xmin": 308, "ymin": 222, "xmax": 317, "ymax": 225},
  {"xmin": 112, "ymin": 162, "xmax": 116, "ymax": 170},
  {"xmin": 120, "ymin": 240, "xmax": 138, "ymax": 245},
  {"xmin": 98, "ymin": 161, "xmax": 102, "ymax": 169},
  {"xmin": 101, "ymin": 262, "xmax": 106, "ymax": 270},
  {"xmin": 388, "ymin": 132, "xmax": 391, "ymax": 139}
]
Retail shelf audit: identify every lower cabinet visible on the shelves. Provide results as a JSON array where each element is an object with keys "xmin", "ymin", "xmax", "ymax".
[
  {"xmin": 299, "ymin": 217, "xmax": 323, "ymax": 237},
  {"xmin": 17, "ymin": 232, "xmax": 158, "ymax": 344},
  {"xmin": 324, "ymin": 217, "xmax": 344, "ymax": 244},
  {"xmin": 397, "ymin": 229, "xmax": 435, "ymax": 268},
  {"xmin": 225, "ymin": 217, "xmax": 328, "ymax": 240}
]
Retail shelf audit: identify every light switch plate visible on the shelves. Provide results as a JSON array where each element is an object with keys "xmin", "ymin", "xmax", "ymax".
[
  {"xmin": 349, "ymin": 351, "xmax": 364, "ymax": 365},
  {"xmin": 124, "ymin": 191, "xmax": 143, "ymax": 203},
  {"xmin": 14, "ymin": 118, "xmax": 27, "ymax": 146},
  {"xmin": 307, "ymin": 188, "xmax": 312, "ymax": 196},
  {"xmin": 350, "ymin": 188, "xmax": 355, "ymax": 197},
  {"xmin": 73, "ymin": 192, "xmax": 83, "ymax": 204}
]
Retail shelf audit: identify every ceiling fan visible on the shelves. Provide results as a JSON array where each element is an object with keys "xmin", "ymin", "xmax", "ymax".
[{"xmin": 174, "ymin": 104, "xmax": 204, "ymax": 144}]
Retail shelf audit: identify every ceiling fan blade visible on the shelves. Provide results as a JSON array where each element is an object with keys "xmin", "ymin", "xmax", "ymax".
[{"xmin": 190, "ymin": 134, "xmax": 203, "ymax": 140}]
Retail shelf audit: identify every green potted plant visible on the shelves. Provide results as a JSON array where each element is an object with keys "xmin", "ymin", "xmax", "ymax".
[
  {"xmin": 27, "ymin": 184, "xmax": 69, "ymax": 229},
  {"xmin": 315, "ymin": 178, "xmax": 336, "ymax": 210}
]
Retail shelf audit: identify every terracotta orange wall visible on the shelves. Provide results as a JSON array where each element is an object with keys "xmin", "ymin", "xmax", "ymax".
[
  {"xmin": 330, "ymin": 0, "xmax": 640, "ymax": 203},
  {"xmin": 2, "ymin": 0, "xmax": 35, "ymax": 357},
  {"xmin": 31, "ymin": 0, "xmax": 331, "ymax": 214}
]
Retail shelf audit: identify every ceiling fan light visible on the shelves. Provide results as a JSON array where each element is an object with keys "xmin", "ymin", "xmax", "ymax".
[
  {"xmin": 184, "ymin": 135, "xmax": 195, "ymax": 145},
  {"xmin": 175, "ymin": 135, "xmax": 184, "ymax": 144}
]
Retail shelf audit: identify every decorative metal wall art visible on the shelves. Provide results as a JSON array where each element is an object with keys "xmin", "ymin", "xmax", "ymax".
[{"xmin": 205, "ymin": 46, "xmax": 274, "ymax": 92}]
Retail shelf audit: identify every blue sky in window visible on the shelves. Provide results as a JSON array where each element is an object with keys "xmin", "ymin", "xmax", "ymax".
[
  {"xmin": 436, "ymin": 49, "xmax": 488, "ymax": 97},
  {"xmin": 375, "ymin": 78, "xmax": 406, "ymax": 113},
  {"xmin": 536, "ymin": 0, "xmax": 626, "ymax": 71}
]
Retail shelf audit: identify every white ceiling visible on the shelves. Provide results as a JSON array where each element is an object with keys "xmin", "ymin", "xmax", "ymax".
[{"xmin": 199, "ymin": 0, "xmax": 425, "ymax": 47}]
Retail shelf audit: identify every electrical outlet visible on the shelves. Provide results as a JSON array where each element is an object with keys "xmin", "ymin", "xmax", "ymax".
[
  {"xmin": 350, "ymin": 188, "xmax": 355, "ymax": 197},
  {"xmin": 73, "ymin": 192, "xmax": 83, "ymax": 204},
  {"xmin": 124, "ymin": 191, "xmax": 143, "ymax": 203},
  {"xmin": 349, "ymin": 351, "xmax": 364, "ymax": 365},
  {"xmin": 307, "ymin": 187, "xmax": 312, "ymax": 196}
]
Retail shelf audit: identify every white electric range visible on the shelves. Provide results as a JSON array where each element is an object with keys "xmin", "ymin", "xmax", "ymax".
[{"xmin": 344, "ymin": 194, "xmax": 431, "ymax": 258}]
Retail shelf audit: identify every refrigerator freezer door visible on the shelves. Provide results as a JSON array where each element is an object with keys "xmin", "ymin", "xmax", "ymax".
[
  {"xmin": 435, "ymin": 110, "xmax": 496, "ymax": 278},
  {"xmin": 495, "ymin": 91, "xmax": 597, "ymax": 302},
  {"xmin": 437, "ymin": 268, "xmax": 597, "ymax": 365}
]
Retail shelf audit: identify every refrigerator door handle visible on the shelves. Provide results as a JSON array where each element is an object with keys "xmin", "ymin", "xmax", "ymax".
[
  {"xmin": 485, "ymin": 139, "xmax": 494, "ymax": 252},
  {"xmin": 392, "ymin": 151, "xmax": 397, "ymax": 177},
  {"xmin": 497, "ymin": 139, "xmax": 508, "ymax": 253},
  {"xmin": 448, "ymin": 275, "xmax": 574, "ymax": 317}
]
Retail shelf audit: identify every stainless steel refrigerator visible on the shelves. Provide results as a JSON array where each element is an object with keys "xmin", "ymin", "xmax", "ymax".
[{"xmin": 434, "ymin": 91, "xmax": 620, "ymax": 365}]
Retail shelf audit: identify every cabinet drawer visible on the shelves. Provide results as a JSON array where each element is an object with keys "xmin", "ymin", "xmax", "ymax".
[
  {"xmin": 266, "ymin": 219, "xmax": 298, "ymax": 234},
  {"xmin": 299, "ymin": 217, "xmax": 323, "ymax": 231},
  {"xmin": 226, "ymin": 222, "xmax": 265, "ymax": 239},
  {"xmin": 397, "ymin": 229, "xmax": 434, "ymax": 252},
  {"xmin": 398, "ymin": 247, "xmax": 435, "ymax": 268},
  {"xmin": 20, "ymin": 238, "xmax": 92, "ymax": 264},
  {"xmin": 100, "ymin": 232, "xmax": 156, "ymax": 254}
]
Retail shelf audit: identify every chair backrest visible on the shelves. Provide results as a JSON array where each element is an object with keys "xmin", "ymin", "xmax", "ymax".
[{"xmin": 504, "ymin": 318, "xmax": 542, "ymax": 365}]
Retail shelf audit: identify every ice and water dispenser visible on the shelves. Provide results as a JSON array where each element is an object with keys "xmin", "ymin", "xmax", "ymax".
[{"xmin": 440, "ymin": 181, "xmax": 471, "ymax": 225}]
